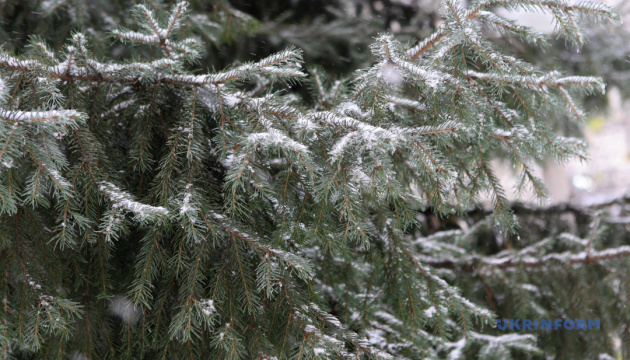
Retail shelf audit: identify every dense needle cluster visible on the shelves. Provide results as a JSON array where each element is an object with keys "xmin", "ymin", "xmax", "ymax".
[{"xmin": 0, "ymin": 1, "xmax": 628, "ymax": 359}]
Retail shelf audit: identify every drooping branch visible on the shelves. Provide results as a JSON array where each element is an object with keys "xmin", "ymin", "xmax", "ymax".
[{"xmin": 420, "ymin": 245, "xmax": 630, "ymax": 272}]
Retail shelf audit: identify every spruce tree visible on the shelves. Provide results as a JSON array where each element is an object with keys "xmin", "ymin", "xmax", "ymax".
[{"xmin": 0, "ymin": 1, "xmax": 629, "ymax": 359}]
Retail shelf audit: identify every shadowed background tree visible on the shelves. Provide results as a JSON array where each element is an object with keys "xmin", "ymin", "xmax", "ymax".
[{"xmin": 1, "ymin": 1, "xmax": 630, "ymax": 359}]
